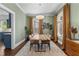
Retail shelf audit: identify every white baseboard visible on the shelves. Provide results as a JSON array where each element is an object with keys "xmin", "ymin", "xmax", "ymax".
[{"xmin": 14, "ymin": 38, "xmax": 25, "ymax": 49}]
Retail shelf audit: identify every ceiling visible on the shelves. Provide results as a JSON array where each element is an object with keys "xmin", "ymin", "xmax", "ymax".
[
  {"xmin": 17, "ymin": 3, "xmax": 65, "ymax": 16},
  {"xmin": 0, "ymin": 8, "xmax": 9, "ymax": 15},
  {"xmin": 0, "ymin": 8, "xmax": 9, "ymax": 20}
]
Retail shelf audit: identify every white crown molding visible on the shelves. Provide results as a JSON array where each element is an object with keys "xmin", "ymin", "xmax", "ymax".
[
  {"xmin": 16, "ymin": 3, "xmax": 25, "ymax": 14},
  {"xmin": 26, "ymin": 11, "xmax": 55, "ymax": 16}
]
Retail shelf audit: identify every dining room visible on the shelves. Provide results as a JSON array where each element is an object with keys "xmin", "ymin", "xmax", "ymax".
[
  {"xmin": 16, "ymin": 15, "xmax": 66, "ymax": 56},
  {"xmin": 29, "ymin": 15, "xmax": 53, "ymax": 51}
]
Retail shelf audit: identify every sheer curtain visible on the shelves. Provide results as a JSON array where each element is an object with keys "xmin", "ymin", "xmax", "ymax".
[
  {"xmin": 57, "ymin": 20, "xmax": 63, "ymax": 44},
  {"xmin": 33, "ymin": 17, "xmax": 39, "ymax": 34}
]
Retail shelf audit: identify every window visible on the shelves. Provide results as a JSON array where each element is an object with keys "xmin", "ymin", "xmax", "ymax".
[
  {"xmin": 58, "ymin": 21, "xmax": 63, "ymax": 35},
  {"xmin": 33, "ymin": 18, "xmax": 39, "ymax": 34}
]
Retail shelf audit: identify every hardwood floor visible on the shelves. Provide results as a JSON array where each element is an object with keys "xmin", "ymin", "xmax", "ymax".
[
  {"xmin": 0, "ymin": 40, "xmax": 27, "ymax": 56},
  {"xmin": 54, "ymin": 41, "xmax": 68, "ymax": 56}
]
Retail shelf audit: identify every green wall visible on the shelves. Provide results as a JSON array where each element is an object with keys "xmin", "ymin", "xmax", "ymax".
[
  {"xmin": 2, "ymin": 3, "xmax": 27, "ymax": 44},
  {"xmin": 27, "ymin": 16, "xmax": 54, "ymax": 34},
  {"xmin": 26, "ymin": 16, "xmax": 31, "ymax": 28},
  {"xmin": 70, "ymin": 3, "xmax": 79, "ymax": 39}
]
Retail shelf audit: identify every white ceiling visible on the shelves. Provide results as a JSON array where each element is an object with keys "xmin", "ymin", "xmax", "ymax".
[{"xmin": 17, "ymin": 3, "xmax": 65, "ymax": 16}]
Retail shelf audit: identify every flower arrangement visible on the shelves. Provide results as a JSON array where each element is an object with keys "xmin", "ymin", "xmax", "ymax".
[{"xmin": 71, "ymin": 26, "xmax": 78, "ymax": 39}]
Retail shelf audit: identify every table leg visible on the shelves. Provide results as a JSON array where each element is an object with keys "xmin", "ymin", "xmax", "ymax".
[
  {"xmin": 41, "ymin": 43, "xmax": 43, "ymax": 50},
  {"xmin": 48, "ymin": 44, "xmax": 50, "ymax": 50},
  {"xmin": 38, "ymin": 43, "xmax": 39, "ymax": 51}
]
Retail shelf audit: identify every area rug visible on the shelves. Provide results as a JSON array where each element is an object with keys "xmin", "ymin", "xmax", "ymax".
[{"xmin": 16, "ymin": 41, "xmax": 66, "ymax": 56}]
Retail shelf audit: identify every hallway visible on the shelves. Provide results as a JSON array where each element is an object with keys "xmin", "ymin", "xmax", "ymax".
[{"xmin": 16, "ymin": 41, "xmax": 66, "ymax": 56}]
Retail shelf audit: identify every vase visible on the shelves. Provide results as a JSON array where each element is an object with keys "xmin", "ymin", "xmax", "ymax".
[{"xmin": 73, "ymin": 33, "xmax": 75, "ymax": 39}]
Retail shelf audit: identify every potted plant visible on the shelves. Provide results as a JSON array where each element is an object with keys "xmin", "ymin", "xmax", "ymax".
[
  {"xmin": 71, "ymin": 26, "xmax": 78, "ymax": 39},
  {"xmin": 25, "ymin": 26, "xmax": 31, "ymax": 41}
]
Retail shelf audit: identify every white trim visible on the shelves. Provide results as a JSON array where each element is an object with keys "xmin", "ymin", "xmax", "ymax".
[
  {"xmin": 0, "ymin": 4, "xmax": 15, "ymax": 49},
  {"xmin": 15, "ymin": 39, "xmax": 25, "ymax": 48},
  {"xmin": 16, "ymin": 4, "xmax": 25, "ymax": 13},
  {"xmin": 11, "ymin": 13, "xmax": 15, "ymax": 49}
]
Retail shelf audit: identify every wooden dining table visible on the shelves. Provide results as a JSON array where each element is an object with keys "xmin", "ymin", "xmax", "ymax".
[
  {"xmin": 30, "ymin": 34, "xmax": 50, "ymax": 40},
  {"xmin": 29, "ymin": 34, "xmax": 51, "ymax": 52}
]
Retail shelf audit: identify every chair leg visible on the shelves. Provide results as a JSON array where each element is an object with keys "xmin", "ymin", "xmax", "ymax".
[
  {"xmin": 30, "ymin": 44, "xmax": 33, "ymax": 51},
  {"xmin": 30, "ymin": 44, "xmax": 31, "ymax": 51},
  {"xmin": 35, "ymin": 44, "xmax": 37, "ymax": 51},
  {"xmin": 48, "ymin": 44, "xmax": 50, "ymax": 50},
  {"xmin": 41, "ymin": 43, "xmax": 43, "ymax": 50}
]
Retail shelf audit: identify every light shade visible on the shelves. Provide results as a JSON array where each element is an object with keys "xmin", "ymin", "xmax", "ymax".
[{"xmin": 36, "ymin": 15, "xmax": 44, "ymax": 19}]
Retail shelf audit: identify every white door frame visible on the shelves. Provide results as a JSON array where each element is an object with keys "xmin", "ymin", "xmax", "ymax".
[{"xmin": 0, "ymin": 4, "xmax": 15, "ymax": 49}]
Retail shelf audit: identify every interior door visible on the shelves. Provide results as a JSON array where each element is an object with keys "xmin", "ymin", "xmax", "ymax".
[
  {"xmin": 62, "ymin": 4, "xmax": 71, "ymax": 49},
  {"xmin": 54, "ymin": 16, "xmax": 57, "ymax": 42}
]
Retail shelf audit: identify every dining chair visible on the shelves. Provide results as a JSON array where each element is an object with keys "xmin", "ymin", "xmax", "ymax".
[
  {"xmin": 30, "ymin": 40, "xmax": 39, "ymax": 51},
  {"xmin": 41, "ymin": 40, "xmax": 50, "ymax": 51}
]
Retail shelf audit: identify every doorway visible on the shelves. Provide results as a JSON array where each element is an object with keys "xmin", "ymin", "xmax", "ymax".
[
  {"xmin": 57, "ymin": 9, "xmax": 63, "ymax": 47},
  {"xmin": 0, "ymin": 8, "xmax": 12, "ymax": 49},
  {"xmin": 0, "ymin": 4, "xmax": 16, "ymax": 55},
  {"xmin": 0, "ymin": 4, "xmax": 15, "ymax": 50}
]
